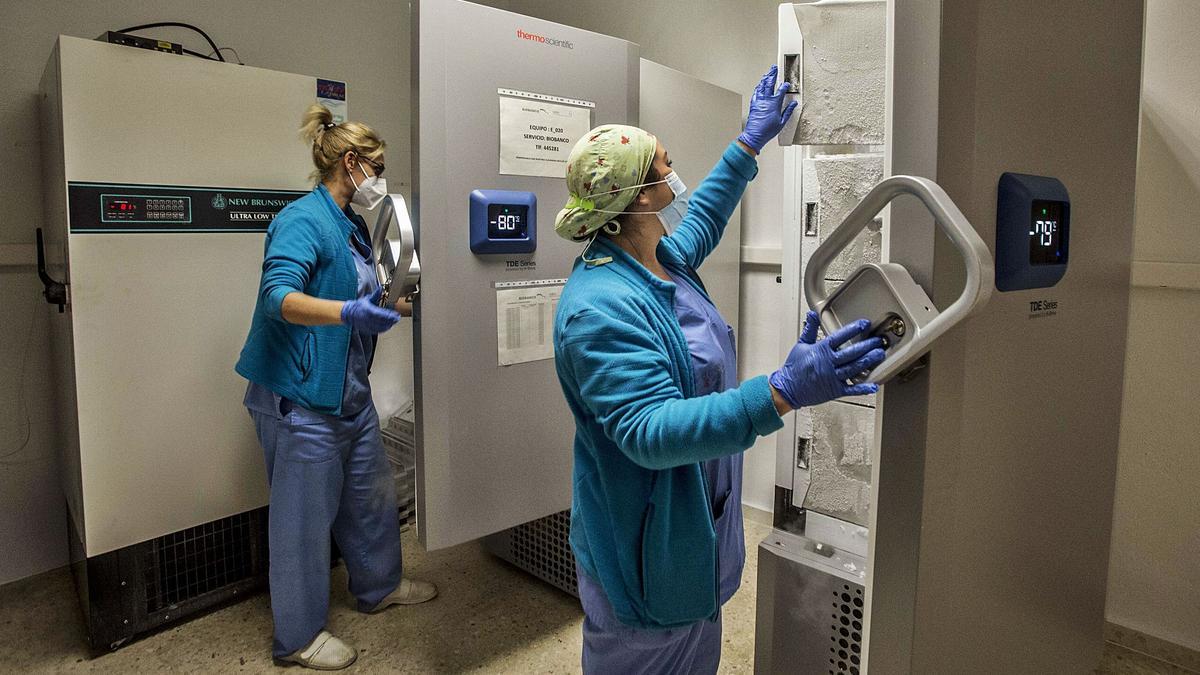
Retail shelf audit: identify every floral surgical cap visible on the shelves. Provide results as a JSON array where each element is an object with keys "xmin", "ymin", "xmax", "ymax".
[{"xmin": 554, "ymin": 124, "xmax": 657, "ymax": 241}]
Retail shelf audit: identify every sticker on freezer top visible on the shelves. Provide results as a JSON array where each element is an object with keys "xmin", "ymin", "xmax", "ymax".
[
  {"xmin": 498, "ymin": 89, "xmax": 593, "ymax": 179},
  {"xmin": 317, "ymin": 79, "xmax": 348, "ymax": 124}
]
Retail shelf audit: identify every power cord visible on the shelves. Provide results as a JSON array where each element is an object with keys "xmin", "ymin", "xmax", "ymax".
[
  {"xmin": 206, "ymin": 46, "xmax": 245, "ymax": 65},
  {"xmin": 0, "ymin": 290, "xmax": 41, "ymax": 464}
]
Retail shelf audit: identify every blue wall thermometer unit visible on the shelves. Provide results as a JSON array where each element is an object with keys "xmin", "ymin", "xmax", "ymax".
[
  {"xmin": 995, "ymin": 172, "xmax": 1070, "ymax": 291},
  {"xmin": 469, "ymin": 189, "xmax": 537, "ymax": 255}
]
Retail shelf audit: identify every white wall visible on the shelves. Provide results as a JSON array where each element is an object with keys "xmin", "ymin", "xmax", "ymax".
[
  {"xmin": 484, "ymin": 0, "xmax": 792, "ymax": 512},
  {"xmin": 1105, "ymin": 0, "xmax": 1200, "ymax": 651},
  {"xmin": 0, "ymin": 0, "xmax": 413, "ymax": 585}
]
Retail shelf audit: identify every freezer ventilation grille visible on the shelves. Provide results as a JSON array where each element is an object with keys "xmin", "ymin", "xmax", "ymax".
[
  {"xmin": 144, "ymin": 510, "xmax": 264, "ymax": 613},
  {"xmin": 508, "ymin": 510, "xmax": 578, "ymax": 597},
  {"xmin": 828, "ymin": 583, "xmax": 865, "ymax": 674}
]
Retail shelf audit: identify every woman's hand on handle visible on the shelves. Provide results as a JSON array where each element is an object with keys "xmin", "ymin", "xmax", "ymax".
[
  {"xmin": 340, "ymin": 287, "xmax": 402, "ymax": 334},
  {"xmin": 737, "ymin": 65, "xmax": 798, "ymax": 154},
  {"xmin": 769, "ymin": 311, "xmax": 885, "ymax": 413}
]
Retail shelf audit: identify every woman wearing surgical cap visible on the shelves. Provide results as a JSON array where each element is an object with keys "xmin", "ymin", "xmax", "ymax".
[{"xmin": 552, "ymin": 66, "xmax": 886, "ymax": 674}]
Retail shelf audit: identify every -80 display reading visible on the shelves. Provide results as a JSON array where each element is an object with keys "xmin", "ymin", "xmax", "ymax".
[
  {"xmin": 487, "ymin": 203, "xmax": 529, "ymax": 239},
  {"xmin": 1029, "ymin": 200, "xmax": 1067, "ymax": 266}
]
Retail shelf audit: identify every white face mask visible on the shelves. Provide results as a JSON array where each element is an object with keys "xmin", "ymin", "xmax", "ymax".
[
  {"xmin": 573, "ymin": 171, "xmax": 688, "ymax": 235},
  {"xmin": 349, "ymin": 161, "xmax": 388, "ymax": 209},
  {"xmin": 656, "ymin": 171, "xmax": 688, "ymax": 236}
]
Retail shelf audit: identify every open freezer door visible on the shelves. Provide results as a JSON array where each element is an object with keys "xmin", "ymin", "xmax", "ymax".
[{"xmin": 411, "ymin": 0, "xmax": 638, "ymax": 550}]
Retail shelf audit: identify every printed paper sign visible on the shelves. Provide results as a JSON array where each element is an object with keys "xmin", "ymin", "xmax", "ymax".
[
  {"xmin": 498, "ymin": 89, "xmax": 593, "ymax": 178},
  {"xmin": 495, "ymin": 279, "xmax": 566, "ymax": 365}
]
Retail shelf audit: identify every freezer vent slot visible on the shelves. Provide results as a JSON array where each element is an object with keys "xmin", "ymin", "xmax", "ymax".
[
  {"xmin": 144, "ymin": 510, "xmax": 264, "ymax": 613},
  {"xmin": 828, "ymin": 583, "xmax": 865, "ymax": 674},
  {"xmin": 496, "ymin": 510, "xmax": 578, "ymax": 597}
]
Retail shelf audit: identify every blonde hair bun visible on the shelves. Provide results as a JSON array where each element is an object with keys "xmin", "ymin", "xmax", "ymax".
[{"xmin": 299, "ymin": 104, "xmax": 386, "ymax": 183}]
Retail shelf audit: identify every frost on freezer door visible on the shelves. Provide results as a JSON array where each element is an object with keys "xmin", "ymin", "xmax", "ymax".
[
  {"xmin": 802, "ymin": 400, "xmax": 874, "ymax": 527},
  {"xmin": 791, "ymin": 1, "xmax": 886, "ymax": 145},
  {"xmin": 807, "ymin": 153, "xmax": 884, "ymax": 282}
]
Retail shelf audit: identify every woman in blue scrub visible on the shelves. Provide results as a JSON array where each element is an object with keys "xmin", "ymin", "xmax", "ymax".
[
  {"xmin": 552, "ymin": 67, "xmax": 886, "ymax": 674},
  {"xmin": 236, "ymin": 105, "xmax": 437, "ymax": 670}
]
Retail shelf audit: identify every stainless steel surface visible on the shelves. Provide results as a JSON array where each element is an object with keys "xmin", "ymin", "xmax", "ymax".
[
  {"xmin": 412, "ymin": 0, "xmax": 639, "ymax": 550},
  {"xmin": 754, "ymin": 529, "xmax": 867, "ymax": 675},
  {"xmin": 41, "ymin": 36, "xmax": 313, "ymax": 556},
  {"xmin": 804, "ymin": 175, "xmax": 993, "ymax": 384},
  {"xmin": 373, "ymin": 194, "xmax": 420, "ymax": 303},
  {"xmin": 804, "ymin": 511, "xmax": 870, "ymax": 559}
]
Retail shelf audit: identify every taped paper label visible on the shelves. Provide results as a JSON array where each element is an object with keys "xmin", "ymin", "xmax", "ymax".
[
  {"xmin": 495, "ymin": 279, "xmax": 566, "ymax": 365},
  {"xmin": 498, "ymin": 89, "xmax": 593, "ymax": 178}
]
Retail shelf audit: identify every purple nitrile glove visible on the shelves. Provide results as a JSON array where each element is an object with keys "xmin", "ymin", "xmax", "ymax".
[
  {"xmin": 769, "ymin": 311, "xmax": 886, "ymax": 409},
  {"xmin": 340, "ymin": 286, "xmax": 401, "ymax": 335},
  {"xmin": 737, "ymin": 65, "xmax": 798, "ymax": 152}
]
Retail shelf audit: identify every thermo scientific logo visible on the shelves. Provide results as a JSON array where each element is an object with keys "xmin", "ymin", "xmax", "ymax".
[{"xmin": 516, "ymin": 28, "xmax": 574, "ymax": 50}]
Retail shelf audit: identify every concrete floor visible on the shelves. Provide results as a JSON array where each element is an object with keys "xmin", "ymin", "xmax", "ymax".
[
  {"xmin": 0, "ymin": 508, "xmax": 1190, "ymax": 674},
  {"xmin": 0, "ymin": 512, "xmax": 770, "ymax": 674}
]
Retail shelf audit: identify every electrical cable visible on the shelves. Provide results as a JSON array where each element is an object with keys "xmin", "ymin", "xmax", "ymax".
[
  {"xmin": 0, "ymin": 290, "xmax": 42, "ymax": 463},
  {"xmin": 117, "ymin": 22, "xmax": 225, "ymax": 61},
  {"xmin": 206, "ymin": 46, "xmax": 245, "ymax": 65}
]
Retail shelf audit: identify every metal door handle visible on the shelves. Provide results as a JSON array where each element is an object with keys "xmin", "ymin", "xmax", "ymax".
[
  {"xmin": 36, "ymin": 228, "xmax": 67, "ymax": 312},
  {"xmin": 373, "ymin": 194, "xmax": 422, "ymax": 305},
  {"xmin": 803, "ymin": 175, "xmax": 993, "ymax": 383}
]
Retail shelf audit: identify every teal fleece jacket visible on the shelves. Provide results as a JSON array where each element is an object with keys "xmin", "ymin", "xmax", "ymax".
[
  {"xmin": 553, "ymin": 142, "xmax": 784, "ymax": 629},
  {"xmin": 235, "ymin": 185, "xmax": 363, "ymax": 416}
]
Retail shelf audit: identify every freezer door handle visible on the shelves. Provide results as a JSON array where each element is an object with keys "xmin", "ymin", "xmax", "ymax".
[
  {"xmin": 802, "ymin": 175, "xmax": 993, "ymax": 383},
  {"xmin": 373, "ymin": 194, "xmax": 421, "ymax": 305},
  {"xmin": 36, "ymin": 228, "xmax": 67, "ymax": 313}
]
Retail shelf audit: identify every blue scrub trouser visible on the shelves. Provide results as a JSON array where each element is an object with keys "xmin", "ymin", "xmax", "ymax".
[
  {"xmin": 577, "ymin": 566, "xmax": 722, "ymax": 675},
  {"xmin": 250, "ymin": 402, "xmax": 402, "ymax": 657}
]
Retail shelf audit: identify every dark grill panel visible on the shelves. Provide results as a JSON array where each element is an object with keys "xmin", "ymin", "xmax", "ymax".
[
  {"xmin": 143, "ymin": 511, "xmax": 262, "ymax": 613},
  {"xmin": 828, "ymin": 584, "xmax": 865, "ymax": 675}
]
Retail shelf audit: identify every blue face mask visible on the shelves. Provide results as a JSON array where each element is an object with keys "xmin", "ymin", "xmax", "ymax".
[{"xmin": 657, "ymin": 171, "xmax": 688, "ymax": 236}]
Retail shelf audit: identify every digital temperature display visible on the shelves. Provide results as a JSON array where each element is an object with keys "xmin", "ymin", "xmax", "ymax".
[
  {"xmin": 101, "ymin": 194, "xmax": 191, "ymax": 223},
  {"xmin": 1029, "ymin": 199, "xmax": 1067, "ymax": 266},
  {"xmin": 995, "ymin": 172, "xmax": 1070, "ymax": 291},
  {"xmin": 469, "ymin": 189, "xmax": 536, "ymax": 254},
  {"xmin": 487, "ymin": 204, "xmax": 529, "ymax": 240}
]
